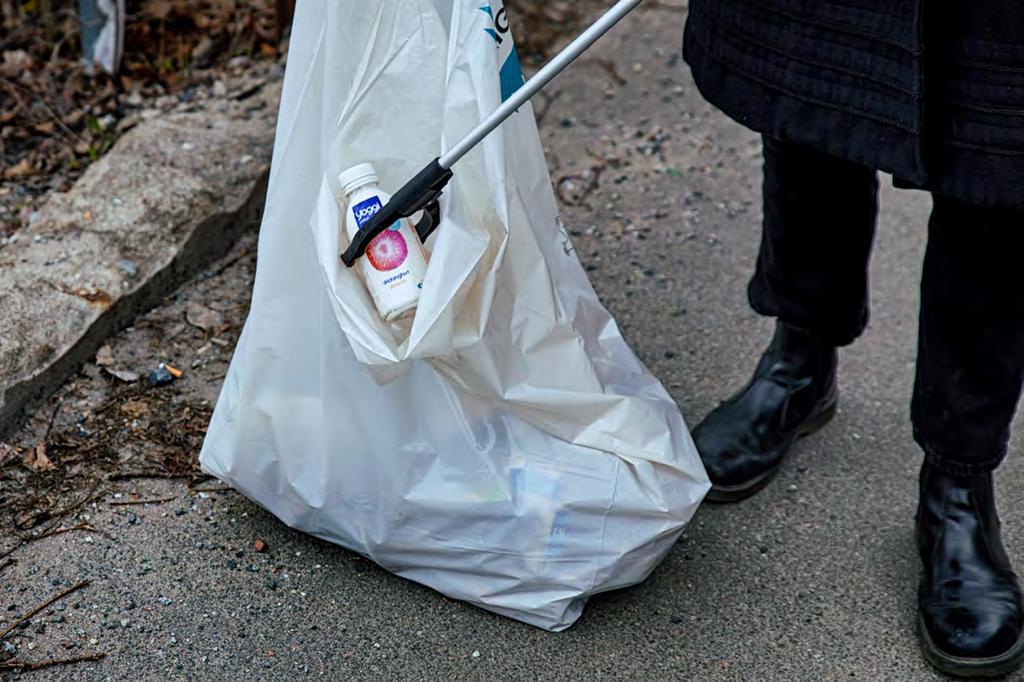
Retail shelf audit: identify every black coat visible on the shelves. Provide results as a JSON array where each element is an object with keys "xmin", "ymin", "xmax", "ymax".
[{"xmin": 683, "ymin": 1, "xmax": 1024, "ymax": 210}]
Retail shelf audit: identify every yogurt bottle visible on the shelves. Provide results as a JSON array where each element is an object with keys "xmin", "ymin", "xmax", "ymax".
[{"xmin": 338, "ymin": 163, "xmax": 428, "ymax": 322}]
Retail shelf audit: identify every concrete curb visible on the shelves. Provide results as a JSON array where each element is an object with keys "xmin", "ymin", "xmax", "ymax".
[{"xmin": 0, "ymin": 82, "xmax": 281, "ymax": 438}]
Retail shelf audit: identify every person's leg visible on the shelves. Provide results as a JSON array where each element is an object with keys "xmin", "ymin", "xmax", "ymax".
[
  {"xmin": 749, "ymin": 136, "xmax": 880, "ymax": 347},
  {"xmin": 693, "ymin": 136, "xmax": 879, "ymax": 502},
  {"xmin": 914, "ymin": 194, "xmax": 1024, "ymax": 677}
]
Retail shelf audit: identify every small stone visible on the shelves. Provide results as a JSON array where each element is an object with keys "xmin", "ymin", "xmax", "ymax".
[
  {"xmin": 117, "ymin": 260, "xmax": 139, "ymax": 278},
  {"xmin": 120, "ymin": 619, "xmax": 130, "ymax": 628},
  {"xmin": 27, "ymin": 642, "xmax": 35, "ymax": 650},
  {"xmin": 148, "ymin": 365, "xmax": 175, "ymax": 387},
  {"xmin": 669, "ymin": 615, "xmax": 684, "ymax": 624},
  {"xmin": 157, "ymin": 597, "xmax": 173, "ymax": 606},
  {"xmin": 95, "ymin": 345, "xmax": 114, "ymax": 366},
  {"xmin": 472, "ymin": 650, "xmax": 481, "ymax": 658},
  {"xmin": 253, "ymin": 539, "xmax": 268, "ymax": 553},
  {"xmin": 265, "ymin": 579, "xmax": 278, "ymax": 591},
  {"xmin": 3, "ymin": 641, "xmax": 17, "ymax": 655},
  {"xmin": 246, "ymin": 564, "xmax": 258, "ymax": 573},
  {"xmin": 234, "ymin": 550, "xmax": 245, "ymax": 558},
  {"xmin": 89, "ymin": 638, "xmax": 98, "ymax": 646},
  {"xmin": 226, "ymin": 559, "xmax": 238, "ymax": 570}
]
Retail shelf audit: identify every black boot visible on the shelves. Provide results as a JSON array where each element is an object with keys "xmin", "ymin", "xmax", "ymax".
[
  {"xmin": 692, "ymin": 321, "xmax": 838, "ymax": 503},
  {"xmin": 917, "ymin": 462, "xmax": 1024, "ymax": 678}
]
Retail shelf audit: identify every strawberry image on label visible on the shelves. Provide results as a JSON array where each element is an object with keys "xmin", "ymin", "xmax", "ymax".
[{"xmin": 366, "ymin": 228, "xmax": 409, "ymax": 272}]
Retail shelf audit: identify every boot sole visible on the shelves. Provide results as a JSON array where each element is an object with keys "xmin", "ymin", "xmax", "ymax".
[
  {"xmin": 918, "ymin": 613, "xmax": 1024, "ymax": 678},
  {"xmin": 704, "ymin": 397, "xmax": 838, "ymax": 504}
]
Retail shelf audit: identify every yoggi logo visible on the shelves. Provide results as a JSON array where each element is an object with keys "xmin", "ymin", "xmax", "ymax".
[
  {"xmin": 352, "ymin": 196, "xmax": 382, "ymax": 228},
  {"xmin": 480, "ymin": 3, "xmax": 510, "ymax": 46},
  {"xmin": 481, "ymin": 1, "xmax": 524, "ymax": 102}
]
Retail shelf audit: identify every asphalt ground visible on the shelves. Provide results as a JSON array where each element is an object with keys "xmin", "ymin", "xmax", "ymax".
[{"xmin": 2, "ymin": 3, "xmax": 1008, "ymax": 680}]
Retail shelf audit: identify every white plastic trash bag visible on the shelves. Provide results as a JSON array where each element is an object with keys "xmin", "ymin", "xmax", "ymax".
[{"xmin": 200, "ymin": 0, "xmax": 710, "ymax": 631}]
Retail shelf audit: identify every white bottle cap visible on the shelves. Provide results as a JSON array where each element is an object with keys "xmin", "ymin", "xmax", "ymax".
[{"xmin": 338, "ymin": 163, "xmax": 379, "ymax": 196}]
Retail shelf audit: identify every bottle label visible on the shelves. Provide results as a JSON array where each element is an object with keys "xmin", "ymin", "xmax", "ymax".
[
  {"xmin": 352, "ymin": 196, "xmax": 383, "ymax": 228},
  {"xmin": 352, "ymin": 195, "xmax": 409, "ymax": 273}
]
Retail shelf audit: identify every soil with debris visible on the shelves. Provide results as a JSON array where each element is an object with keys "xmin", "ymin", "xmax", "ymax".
[
  {"xmin": 0, "ymin": 232, "xmax": 256, "ymax": 558},
  {"xmin": 0, "ymin": 0, "xmax": 288, "ymax": 241}
]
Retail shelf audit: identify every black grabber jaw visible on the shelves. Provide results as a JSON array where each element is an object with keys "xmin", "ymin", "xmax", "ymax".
[{"xmin": 341, "ymin": 158, "xmax": 453, "ymax": 268}]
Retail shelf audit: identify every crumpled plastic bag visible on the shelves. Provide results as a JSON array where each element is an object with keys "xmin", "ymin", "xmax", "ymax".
[{"xmin": 200, "ymin": 0, "xmax": 709, "ymax": 631}]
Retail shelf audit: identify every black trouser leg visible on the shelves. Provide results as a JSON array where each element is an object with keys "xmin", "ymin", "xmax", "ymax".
[
  {"xmin": 748, "ymin": 136, "xmax": 880, "ymax": 346},
  {"xmin": 912, "ymin": 195, "xmax": 1024, "ymax": 474}
]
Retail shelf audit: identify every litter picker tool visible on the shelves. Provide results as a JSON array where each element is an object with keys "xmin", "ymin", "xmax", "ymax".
[{"xmin": 341, "ymin": 0, "xmax": 645, "ymax": 267}]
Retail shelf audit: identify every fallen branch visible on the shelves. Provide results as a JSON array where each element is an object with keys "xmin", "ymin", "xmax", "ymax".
[
  {"xmin": 108, "ymin": 496, "xmax": 175, "ymax": 507},
  {"xmin": 0, "ymin": 580, "xmax": 90, "ymax": 641},
  {"xmin": 0, "ymin": 652, "xmax": 105, "ymax": 672}
]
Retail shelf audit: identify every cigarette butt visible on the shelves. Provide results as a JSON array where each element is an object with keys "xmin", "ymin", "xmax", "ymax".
[{"xmin": 164, "ymin": 364, "xmax": 184, "ymax": 378}]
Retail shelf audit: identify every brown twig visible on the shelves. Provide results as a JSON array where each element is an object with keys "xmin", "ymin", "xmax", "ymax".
[
  {"xmin": 29, "ymin": 523, "xmax": 96, "ymax": 540},
  {"xmin": 93, "ymin": 385, "xmax": 143, "ymax": 415},
  {"xmin": 42, "ymin": 397, "xmax": 62, "ymax": 442},
  {"xmin": 582, "ymin": 57, "xmax": 627, "ymax": 86},
  {"xmin": 204, "ymin": 248, "xmax": 249, "ymax": 281},
  {"xmin": 0, "ymin": 580, "xmax": 90, "ymax": 641},
  {"xmin": 17, "ymin": 483, "xmax": 104, "ymax": 532},
  {"xmin": 556, "ymin": 165, "xmax": 606, "ymax": 207},
  {"xmin": 0, "ymin": 652, "xmax": 105, "ymax": 672},
  {"xmin": 107, "ymin": 472, "xmax": 202, "ymax": 482},
  {"xmin": 0, "ymin": 558, "xmax": 14, "ymax": 572},
  {"xmin": 534, "ymin": 89, "xmax": 562, "ymax": 126},
  {"xmin": 0, "ymin": 522, "xmax": 99, "ymax": 564},
  {"xmin": 108, "ymin": 496, "xmax": 175, "ymax": 507},
  {"xmin": 190, "ymin": 485, "xmax": 232, "ymax": 494},
  {"xmin": 0, "ymin": 542, "xmax": 22, "ymax": 562}
]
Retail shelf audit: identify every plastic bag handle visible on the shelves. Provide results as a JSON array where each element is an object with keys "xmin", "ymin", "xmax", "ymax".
[{"xmin": 341, "ymin": 158, "xmax": 453, "ymax": 267}]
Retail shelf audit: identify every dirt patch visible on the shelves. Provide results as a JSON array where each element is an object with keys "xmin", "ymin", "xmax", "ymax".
[
  {"xmin": 0, "ymin": 1, "xmax": 286, "ymax": 241},
  {"xmin": 0, "ymin": 233, "xmax": 256, "ymax": 554}
]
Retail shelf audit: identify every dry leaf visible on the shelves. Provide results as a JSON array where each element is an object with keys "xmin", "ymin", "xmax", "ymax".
[
  {"xmin": 186, "ymin": 303, "xmax": 224, "ymax": 332},
  {"xmin": 104, "ymin": 367, "xmax": 140, "ymax": 383},
  {"xmin": 143, "ymin": 0, "xmax": 174, "ymax": 20},
  {"xmin": 23, "ymin": 444, "xmax": 55, "ymax": 472},
  {"xmin": 0, "ymin": 443, "xmax": 17, "ymax": 466},
  {"xmin": 120, "ymin": 399, "xmax": 150, "ymax": 418},
  {"xmin": 95, "ymin": 344, "xmax": 114, "ymax": 367},
  {"xmin": 3, "ymin": 158, "xmax": 34, "ymax": 178}
]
